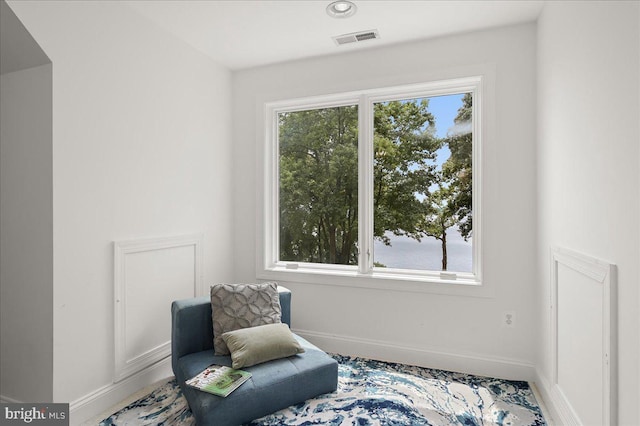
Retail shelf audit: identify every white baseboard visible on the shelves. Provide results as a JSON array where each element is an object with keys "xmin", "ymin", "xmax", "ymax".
[
  {"xmin": 534, "ymin": 368, "xmax": 582, "ymax": 426},
  {"xmin": 69, "ymin": 357, "xmax": 172, "ymax": 426},
  {"xmin": 530, "ymin": 373, "xmax": 558, "ymax": 426},
  {"xmin": 295, "ymin": 328, "xmax": 536, "ymax": 382},
  {"xmin": 0, "ymin": 394, "xmax": 22, "ymax": 403}
]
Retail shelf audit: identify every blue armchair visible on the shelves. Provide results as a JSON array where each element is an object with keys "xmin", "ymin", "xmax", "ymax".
[{"xmin": 171, "ymin": 286, "xmax": 338, "ymax": 425}]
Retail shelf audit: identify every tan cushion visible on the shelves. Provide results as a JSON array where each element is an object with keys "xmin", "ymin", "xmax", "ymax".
[{"xmin": 222, "ymin": 323, "xmax": 305, "ymax": 369}]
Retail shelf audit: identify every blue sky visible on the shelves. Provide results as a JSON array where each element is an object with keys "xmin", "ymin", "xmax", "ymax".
[
  {"xmin": 427, "ymin": 93, "xmax": 465, "ymax": 167},
  {"xmin": 429, "ymin": 93, "xmax": 465, "ymax": 138}
]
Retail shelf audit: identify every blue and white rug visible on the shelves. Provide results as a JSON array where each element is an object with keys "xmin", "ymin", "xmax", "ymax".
[{"xmin": 99, "ymin": 355, "xmax": 546, "ymax": 425}]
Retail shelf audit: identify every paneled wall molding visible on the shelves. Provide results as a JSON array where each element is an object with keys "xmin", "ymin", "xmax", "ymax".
[
  {"xmin": 113, "ymin": 234, "xmax": 203, "ymax": 383},
  {"xmin": 547, "ymin": 246, "xmax": 616, "ymax": 426}
]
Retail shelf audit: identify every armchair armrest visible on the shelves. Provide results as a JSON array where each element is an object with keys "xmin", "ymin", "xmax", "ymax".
[
  {"xmin": 277, "ymin": 285, "xmax": 291, "ymax": 327},
  {"xmin": 171, "ymin": 296, "xmax": 213, "ymax": 375}
]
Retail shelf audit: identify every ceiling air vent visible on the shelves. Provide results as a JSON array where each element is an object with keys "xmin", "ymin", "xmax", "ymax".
[{"xmin": 333, "ymin": 29, "xmax": 380, "ymax": 46}]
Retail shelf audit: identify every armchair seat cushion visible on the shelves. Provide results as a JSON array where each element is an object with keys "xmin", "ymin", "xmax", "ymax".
[{"xmin": 175, "ymin": 334, "xmax": 338, "ymax": 426}]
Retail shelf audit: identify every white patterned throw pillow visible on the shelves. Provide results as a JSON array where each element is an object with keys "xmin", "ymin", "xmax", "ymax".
[{"xmin": 210, "ymin": 282, "xmax": 282, "ymax": 355}]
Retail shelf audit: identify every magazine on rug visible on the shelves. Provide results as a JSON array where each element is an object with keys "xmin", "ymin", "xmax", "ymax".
[{"xmin": 186, "ymin": 365, "xmax": 252, "ymax": 397}]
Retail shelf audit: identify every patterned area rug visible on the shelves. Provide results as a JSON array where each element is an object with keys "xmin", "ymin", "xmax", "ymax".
[{"xmin": 99, "ymin": 355, "xmax": 546, "ymax": 426}]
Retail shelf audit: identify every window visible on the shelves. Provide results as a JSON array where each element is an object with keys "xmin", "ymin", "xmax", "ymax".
[{"xmin": 264, "ymin": 77, "xmax": 482, "ymax": 284}]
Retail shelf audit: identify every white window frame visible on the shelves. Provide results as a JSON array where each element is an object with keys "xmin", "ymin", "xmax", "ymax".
[{"xmin": 261, "ymin": 76, "xmax": 483, "ymax": 289}]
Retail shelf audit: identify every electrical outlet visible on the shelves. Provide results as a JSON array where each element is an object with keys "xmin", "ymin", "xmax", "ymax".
[{"xmin": 503, "ymin": 311, "xmax": 516, "ymax": 328}]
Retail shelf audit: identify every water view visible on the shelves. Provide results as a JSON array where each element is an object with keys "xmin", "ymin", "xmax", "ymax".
[{"xmin": 374, "ymin": 229, "xmax": 472, "ymax": 273}]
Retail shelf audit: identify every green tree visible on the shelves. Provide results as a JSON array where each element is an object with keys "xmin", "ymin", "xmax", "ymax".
[
  {"xmin": 442, "ymin": 93, "xmax": 473, "ymax": 240},
  {"xmin": 279, "ymin": 106, "xmax": 359, "ymax": 264},
  {"xmin": 278, "ymin": 95, "xmax": 470, "ymax": 270},
  {"xmin": 373, "ymin": 100, "xmax": 439, "ymax": 245},
  {"xmin": 422, "ymin": 178, "xmax": 457, "ymax": 270},
  {"xmin": 279, "ymin": 99, "xmax": 439, "ymax": 265}
]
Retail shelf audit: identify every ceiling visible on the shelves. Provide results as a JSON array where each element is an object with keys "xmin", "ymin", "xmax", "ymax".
[{"xmin": 125, "ymin": 0, "xmax": 545, "ymax": 70}]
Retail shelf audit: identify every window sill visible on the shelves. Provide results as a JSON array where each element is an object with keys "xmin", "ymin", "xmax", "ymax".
[{"xmin": 258, "ymin": 264, "xmax": 493, "ymax": 298}]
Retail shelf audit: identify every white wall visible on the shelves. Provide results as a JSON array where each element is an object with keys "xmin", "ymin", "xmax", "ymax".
[
  {"xmin": 6, "ymin": 0, "xmax": 234, "ymax": 421},
  {"xmin": 233, "ymin": 24, "xmax": 538, "ymax": 379},
  {"xmin": 0, "ymin": 63, "xmax": 53, "ymax": 403},
  {"xmin": 537, "ymin": 1, "xmax": 640, "ymax": 424}
]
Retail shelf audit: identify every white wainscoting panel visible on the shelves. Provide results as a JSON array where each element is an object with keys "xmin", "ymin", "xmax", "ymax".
[
  {"xmin": 114, "ymin": 234, "xmax": 203, "ymax": 382},
  {"xmin": 550, "ymin": 247, "xmax": 616, "ymax": 426}
]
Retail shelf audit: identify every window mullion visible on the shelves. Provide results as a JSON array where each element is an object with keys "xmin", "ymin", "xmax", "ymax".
[{"xmin": 358, "ymin": 95, "xmax": 373, "ymax": 274}]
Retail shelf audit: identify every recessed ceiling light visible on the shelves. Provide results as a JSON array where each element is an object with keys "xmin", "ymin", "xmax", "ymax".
[{"xmin": 326, "ymin": 1, "xmax": 357, "ymax": 18}]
